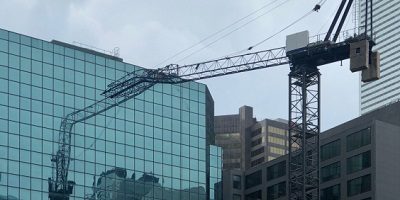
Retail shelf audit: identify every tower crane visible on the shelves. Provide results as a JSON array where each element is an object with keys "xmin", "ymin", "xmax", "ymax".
[{"xmin": 48, "ymin": 0, "xmax": 378, "ymax": 199}]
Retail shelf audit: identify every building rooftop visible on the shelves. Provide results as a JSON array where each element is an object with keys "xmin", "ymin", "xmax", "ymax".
[
  {"xmin": 51, "ymin": 40, "xmax": 123, "ymax": 62},
  {"xmin": 322, "ymin": 101, "xmax": 400, "ymax": 139}
]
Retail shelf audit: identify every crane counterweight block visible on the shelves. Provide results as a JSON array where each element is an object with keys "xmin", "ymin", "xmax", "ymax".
[{"xmin": 350, "ymin": 40, "xmax": 369, "ymax": 72}]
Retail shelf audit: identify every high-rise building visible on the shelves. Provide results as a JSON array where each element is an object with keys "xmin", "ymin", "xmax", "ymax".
[
  {"xmin": 214, "ymin": 106, "xmax": 288, "ymax": 171},
  {"xmin": 226, "ymin": 100, "xmax": 400, "ymax": 200},
  {"xmin": 0, "ymin": 28, "xmax": 221, "ymax": 200},
  {"xmin": 359, "ymin": 0, "xmax": 400, "ymax": 114},
  {"xmin": 214, "ymin": 106, "xmax": 289, "ymax": 200}
]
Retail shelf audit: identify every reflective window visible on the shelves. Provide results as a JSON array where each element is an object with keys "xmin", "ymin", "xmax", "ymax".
[
  {"xmin": 321, "ymin": 139, "xmax": 341, "ymax": 161},
  {"xmin": 347, "ymin": 174, "xmax": 372, "ymax": 197},
  {"xmin": 321, "ymin": 184, "xmax": 340, "ymax": 200},
  {"xmin": 321, "ymin": 161, "xmax": 341, "ymax": 182},
  {"xmin": 245, "ymin": 170, "xmax": 262, "ymax": 189},
  {"xmin": 267, "ymin": 181, "xmax": 286, "ymax": 200},
  {"xmin": 347, "ymin": 151, "xmax": 371, "ymax": 174},
  {"xmin": 267, "ymin": 160, "xmax": 286, "ymax": 181},
  {"xmin": 347, "ymin": 128, "xmax": 371, "ymax": 152},
  {"xmin": 233, "ymin": 175, "xmax": 241, "ymax": 189},
  {"xmin": 233, "ymin": 194, "xmax": 241, "ymax": 200},
  {"xmin": 245, "ymin": 190, "xmax": 262, "ymax": 200}
]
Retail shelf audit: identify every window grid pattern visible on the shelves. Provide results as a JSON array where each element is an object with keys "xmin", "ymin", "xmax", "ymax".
[
  {"xmin": 209, "ymin": 145, "xmax": 222, "ymax": 200},
  {"xmin": 0, "ymin": 29, "xmax": 213, "ymax": 200}
]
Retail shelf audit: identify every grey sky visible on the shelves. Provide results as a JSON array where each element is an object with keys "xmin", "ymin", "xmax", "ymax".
[{"xmin": 0, "ymin": 0, "xmax": 361, "ymax": 131}]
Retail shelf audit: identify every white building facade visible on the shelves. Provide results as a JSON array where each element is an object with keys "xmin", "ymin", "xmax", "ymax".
[{"xmin": 360, "ymin": 0, "xmax": 400, "ymax": 114}]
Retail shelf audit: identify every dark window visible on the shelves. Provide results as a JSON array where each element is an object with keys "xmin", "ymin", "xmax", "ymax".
[
  {"xmin": 245, "ymin": 170, "xmax": 262, "ymax": 189},
  {"xmin": 347, "ymin": 128, "xmax": 371, "ymax": 152},
  {"xmin": 250, "ymin": 157, "xmax": 264, "ymax": 167},
  {"xmin": 347, "ymin": 174, "xmax": 371, "ymax": 197},
  {"xmin": 267, "ymin": 181, "xmax": 286, "ymax": 200},
  {"xmin": 233, "ymin": 194, "xmax": 241, "ymax": 200},
  {"xmin": 251, "ymin": 147, "xmax": 264, "ymax": 157},
  {"xmin": 321, "ymin": 184, "xmax": 340, "ymax": 200},
  {"xmin": 267, "ymin": 161, "xmax": 286, "ymax": 181},
  {"xmin": 225, "ymin": 162, "xmax": 241, "ymax": 169},
  {"xmin": 347, "ymin": 151, "xmax": 371, "ymax": 174},
  {"xmin": 321, "ymin": 162, "xmax": 341, "ymax": 182},
  {"xmin": 233, "ymin": 175, "xmax": 241, "ymax": 189},
  {"xmin": 251, "ymin": 128, "xmax": 262, "ymax": 137},
  {"xmin": 245, "ymin": 190, "xmax": 262, "ymax": 200},
  {"xmin": 321, "ymin": 139, "xmax": 341, "ymax": 161},
  {"xmin": 251, "ymin": 138, "xmax": 262, "ymax": 147}
]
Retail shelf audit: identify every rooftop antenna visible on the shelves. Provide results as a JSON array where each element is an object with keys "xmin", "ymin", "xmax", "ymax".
[
  {"xmin": 112, "ymin": 47, "xmax": 120, "ymax": 57},
  {"xmin": 72, "ymin": 41, "xmax": 120, "ymax": 57}
]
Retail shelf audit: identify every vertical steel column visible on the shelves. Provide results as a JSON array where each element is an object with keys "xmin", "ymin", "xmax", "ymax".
[
  {"xmin": 289, "ymin": 65, "xmax": 320, "ymax": 200},
  {"xmin": 370, "ymin": 0, "xmax": 373, "ymax": 38},
  {"xmin": 365, "ymin": 0, "xmax": 368, "ymax": 36}
]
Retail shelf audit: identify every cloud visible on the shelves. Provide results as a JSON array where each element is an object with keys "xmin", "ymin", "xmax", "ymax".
[{"xmin": 0, "ymin": 0, "xmax": 361, "ymax": 130}]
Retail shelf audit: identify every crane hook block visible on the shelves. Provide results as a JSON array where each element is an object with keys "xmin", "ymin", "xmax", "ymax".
[{"xmin": 313, "ymin": 4, "xmax": 321, "ymax": 12}]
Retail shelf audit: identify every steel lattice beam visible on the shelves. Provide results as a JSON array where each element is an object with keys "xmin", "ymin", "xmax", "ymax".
[
  {"xmin": 288, "ymin": 65, "xmax": 320, "ymax": 200},
  {"xmin": 102, "ymin": 47, "xmax": 288, "ymax": 98}
]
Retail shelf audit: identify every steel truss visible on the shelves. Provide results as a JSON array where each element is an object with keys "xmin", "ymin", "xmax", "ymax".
[
  {"xmin": 102, "ymin": 47, "xmax": 288, "ymax": 98},
  {"xmin": 288, "ymin": 65, "xmax": 320, "ymax": 200}
]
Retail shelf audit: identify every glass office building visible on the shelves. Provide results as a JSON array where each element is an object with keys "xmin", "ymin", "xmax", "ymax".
[{"xmin": 0, "ymin": 28, "xmax": 221, "ymax": 200}]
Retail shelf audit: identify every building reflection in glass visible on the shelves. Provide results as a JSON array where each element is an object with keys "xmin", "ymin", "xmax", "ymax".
[
  {"xmin": 85, "ymin": 168, "xmax": 206, "ymax": 200},
  {"xmin": 0, "ymin": 195, "xmax": 20, "ymax": 200}
]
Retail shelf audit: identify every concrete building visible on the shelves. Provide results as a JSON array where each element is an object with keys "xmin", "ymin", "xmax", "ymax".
[
  {"xmin": 224, "ymin": 101, "xmax": 400, "ymax": 200},
  {"xmin": 359, "ymin": 0, "xmax": 400, "ymax": 114},
  {"xmin": 0, "ymin": 28, "xmax": 222, "ymax": 200},
  {"xmin": 214, "ymin": 106, "xmax": 289, "ymax": 171}
]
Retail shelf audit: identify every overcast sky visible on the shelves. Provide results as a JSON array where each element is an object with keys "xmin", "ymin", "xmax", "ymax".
[{"xmin": 0, "ymin": 0, "xmax": 362, "ymax": 131}]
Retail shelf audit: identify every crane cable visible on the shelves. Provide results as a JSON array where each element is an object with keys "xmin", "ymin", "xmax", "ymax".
[
  {"xmin": 245, "ymin": 0, "xmax": 327, "ymax": 52},
  {"xmin": 317, "ymin": 1, "xmax": 340, "ymax": 34},
  {"xmin": 159, "ymin": 0, "xmax": 294, "ymax": 65},
  {"xmin": 74, "ymin": 106, "xmax": 123, "ymax": 160},
  {"xmin": 153, "ymin": 0, "xmax": 287, "ymax": 68}
]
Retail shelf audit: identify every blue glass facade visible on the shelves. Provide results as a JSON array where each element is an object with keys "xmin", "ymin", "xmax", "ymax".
[
  {"xmin": 0, "ymin": 28, "xmax": 219, "ymax": 200},
  {"xmin": 209, "ymin": 146, "xmax": 222, "ymax": 200}
]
